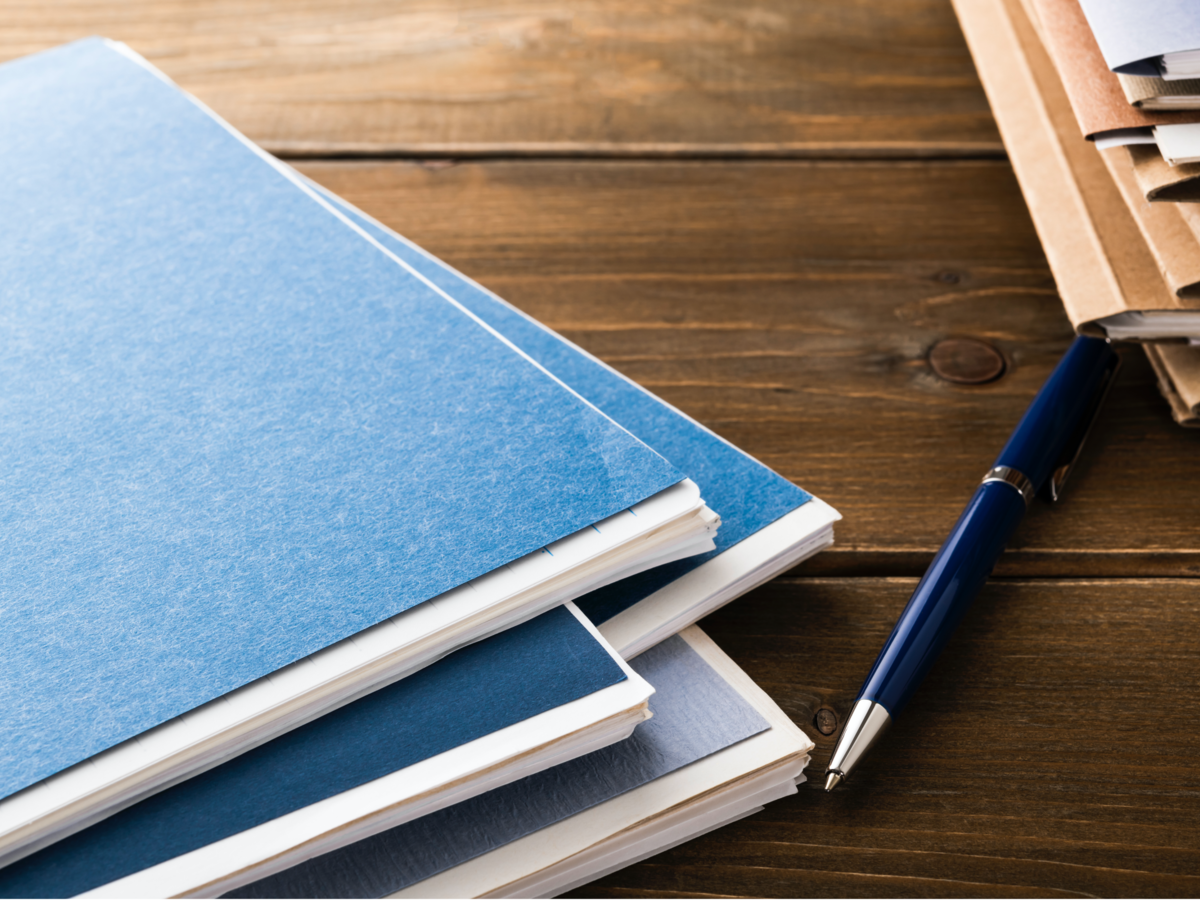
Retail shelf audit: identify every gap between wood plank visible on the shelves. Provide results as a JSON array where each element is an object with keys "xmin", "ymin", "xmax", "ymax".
[
  {"xmin": 267, "ymin": 141, "xmax": 1008, "ymax": 162},
  {"xmin": 797, "ymin": 549, "xmax": 1200, "ymax": 579}
]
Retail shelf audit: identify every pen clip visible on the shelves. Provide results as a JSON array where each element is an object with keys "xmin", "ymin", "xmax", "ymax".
[{"xmin": 1041, "ymin": 351, "xmax": 1121, "ymax": 503}]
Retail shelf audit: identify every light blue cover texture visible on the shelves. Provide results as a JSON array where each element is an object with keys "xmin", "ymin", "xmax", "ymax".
[
  {"xmin": 321, "ymin": 193, "xmax": 814, "ymax": 625},
  {"xmin": 0, "ymin": 40, "xmax": 681, "ymax": 799},
  {"xmin": 230, "ymin": 635, "xmax": 769, "ymax": 898},
  {"xmin": 0, "ymin": 606, "xmax": 627, "ymax": 898}
]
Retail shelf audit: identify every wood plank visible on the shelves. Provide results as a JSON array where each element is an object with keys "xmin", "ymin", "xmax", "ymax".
[
  {"xmin": 0, "ymin": 0, "xmax": 1001, "ymax": 156},
  {"xmin": 299, "ymin": 159, "xmax": 1200, "ymax": 576},
  {"xmin": 567, "ymin": 576, "xmax": 1200, "ymax": 898}
]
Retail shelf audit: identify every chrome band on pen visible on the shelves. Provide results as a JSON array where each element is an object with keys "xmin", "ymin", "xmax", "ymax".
[{"xmin": 981, "ymin": 465, "xmax": 1035, "ymax": 507}]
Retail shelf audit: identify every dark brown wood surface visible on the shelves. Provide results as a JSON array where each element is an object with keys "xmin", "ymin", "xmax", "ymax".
[
  {"xmin": 11, "ymin": 0, "xmax": 1200, "ymax": 894},
  {"xmin": 0, "ymin": 0, "xmax": 1000, "ymax": 156},
  {"xmin": 587, "ymin": 577, "xmax": 1200, "ymax": 897}
]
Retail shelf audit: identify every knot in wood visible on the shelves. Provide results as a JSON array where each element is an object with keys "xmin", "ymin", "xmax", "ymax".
[
  {"xmin": 814, "ymin": 707, "xmax": 838, "ymax": 736},
  {"xmin": 928, "ymin": 337, "xmax": 1006, "ymax": 385}
]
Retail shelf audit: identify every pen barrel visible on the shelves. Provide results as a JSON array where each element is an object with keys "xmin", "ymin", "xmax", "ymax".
[
  {"xmin": 993, "ymin": 336, "xmax": 1119, "ymax": 490},
  {"xmin": 858, "ymin": 481, "xmax": 1026, "ymax": 718}
]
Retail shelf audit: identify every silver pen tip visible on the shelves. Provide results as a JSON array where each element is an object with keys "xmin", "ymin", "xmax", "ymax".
[{"xmin": 824, "ymin": 771, "xmax": 844, "ymax": 792}]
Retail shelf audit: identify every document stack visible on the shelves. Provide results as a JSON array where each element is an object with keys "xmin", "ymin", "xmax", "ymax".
[
  {"xmin": 951, "ymin": 0, "xmax": 1200, "ymax": 426},
  {"xmin": 0, "ymin": 38, "xmax": 839, "ymax": 897}
]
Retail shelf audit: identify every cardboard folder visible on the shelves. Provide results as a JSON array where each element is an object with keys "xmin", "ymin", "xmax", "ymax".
[
  {"xmin": 1145, "ymin": 343, "xmax": 1200, "ymax": 426},
  {"xmin": 953, "ymin": 0, "xmax": 1200, "ymax": 423},
  {"xmin": 1026, "ymin": 0, "xmax": 1200, "ymax": 201},
  {"xmin": 1126, "ymin": 143, "xmax": 1200, "ymax": 202},
  {"xmin": 1026, "ymin": 0, "xmax": 1200, "ymax": 299},
  {"xmin": 1028, "ymin": 0, "xmax": 1200, "ymax": 139},
  {"xmin": 1097, "ymin": 145, "xmax": 1200, "ymax": 300},
  {"xmin": 952, "ymin": 0, "xmax": 1200, "ymax": 337}
]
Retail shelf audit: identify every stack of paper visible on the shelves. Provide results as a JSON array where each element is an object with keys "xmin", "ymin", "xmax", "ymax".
[
  {"xmin": 0, "ymin": 35, "xmax": 840, "ymax": 896},
  {"xmin": 0, "ymin": 37, "xmax": 722, "ymax": 870},
  {"xmin": 1030, "ymin": 0, "xmax": 1200, "ymax": 192},
  {"xmin": 1119, "ymin": 73, "xmax": 1200, "ymax": 111},
  {"xmin": 234, "ymin": 627, "xmax": 810, "ymax": 900},
  {"xmin": 5, "ymin": 621, "xmax": 812, "ymax": 898},
  {"xmin": 951, "ymin": 0, "xmax": 1200, "ymax": 424},
  {"xmin": 1, "ymin": 605, "xmax": 656, "ymax": 896},
  {"xmin": 1051, "ymin": 0, "xmax": 1200, "ymax": 164},
  {"xmin": 1018, "ymin": 0, "xmax": 1200, "ymax": 151}
]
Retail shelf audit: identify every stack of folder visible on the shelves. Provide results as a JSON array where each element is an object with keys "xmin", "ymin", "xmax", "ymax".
[
  {"xmin": 951, "ymin": 0, "xmax": 1200, "ymax": 426},
  {"xmin": 0, "ymin": 38, "xmax": 841, "ymax": 897}
]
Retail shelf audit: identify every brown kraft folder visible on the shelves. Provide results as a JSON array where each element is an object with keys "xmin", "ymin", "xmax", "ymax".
[
  {"xmin": 1025, "ymin": 0, "xmax": 1200, "ymax": 201},
  {"xmin": 1145, "ymin": 343, "xmax": 1200, "ymax": 426},
  {"xmin": 1118, "ymin": 72, "xmax": 1200, "ymax": 111},
  {"xmin": 1099, "ymin": 145, "xmax": 1200, "ymax": 299},
  {"xmin": 951, "ymin": 0, "xmax": 1200, "ymax": 337},
  {"xmin": 1028, "ymin": 0, "xmax": 1200, "ymax": 138},
  {"xmin": 1126, "ymin": 143, "xmax": 1200, "ymax": 202},
  {"xmin": 1025, "ymin": 0, "xmax": 1200, "ymax": 309}
]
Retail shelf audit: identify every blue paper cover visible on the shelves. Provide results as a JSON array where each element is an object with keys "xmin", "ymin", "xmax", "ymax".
[
  {"xmin": 0, "ymin": 606, "xmax": 627, "ymax": 899},
  {"xmin": 0, "ymin": 39, "xmax": 681, "ymax": 799},
  {"xmin": 230, "ymin": 634, "xmax": 769, "ymax": 898},
  {"xmin": 322, "ymin": 195, "xmax": 814, "ymax": 625}
]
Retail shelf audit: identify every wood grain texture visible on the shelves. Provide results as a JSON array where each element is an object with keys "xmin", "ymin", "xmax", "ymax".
[
  {"xmin": 299, "ymin": 159, "xmax": 1200, "ymax": 577},
  {"xmin": 568, "ymin": 576, "xmax": 1200, "ymax": 898},
  {"xmin": 0, "ymin": 0, "xmax": 1001, "ymax": 156}
]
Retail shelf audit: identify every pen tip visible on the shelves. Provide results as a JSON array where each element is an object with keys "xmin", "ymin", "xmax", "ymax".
[{"xmin": 824, "ymin": 771, "xmax": 843, "ymax": 792}]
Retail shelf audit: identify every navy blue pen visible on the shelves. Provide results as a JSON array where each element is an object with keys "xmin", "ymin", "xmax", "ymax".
[{"xmin": 824, "ymin": 336, "xmax": 1120, "ymax": 791}]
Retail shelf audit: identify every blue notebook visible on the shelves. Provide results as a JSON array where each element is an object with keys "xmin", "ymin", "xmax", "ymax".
[
  {"xmin": 229, "ymin": 633, "xmax": 770, "ymax": 898},
  {"xmin": 0, "ymin": 39, "xmax": 682, "ymax": 804},
  {"xmin": 0, "ymin": 606, "xmax": 640, "ymax": 899},
  {"xmin": 313, "ymin": 186, "xmax": 833, "ymax": 650},
  {"xmin": 0, "ymin": 629, "xmax": 762, "ymax": 899}
]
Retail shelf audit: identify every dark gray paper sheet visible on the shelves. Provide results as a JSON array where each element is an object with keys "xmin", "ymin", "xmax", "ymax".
[{"xmin": 230, "ymin": 635, "xmax": 770, "ymax": 899}]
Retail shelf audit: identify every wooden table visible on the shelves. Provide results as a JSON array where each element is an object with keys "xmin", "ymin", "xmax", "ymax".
[{"xmin": 6, "ymin": 2, "xmax": 1200, "ymax": 895}]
